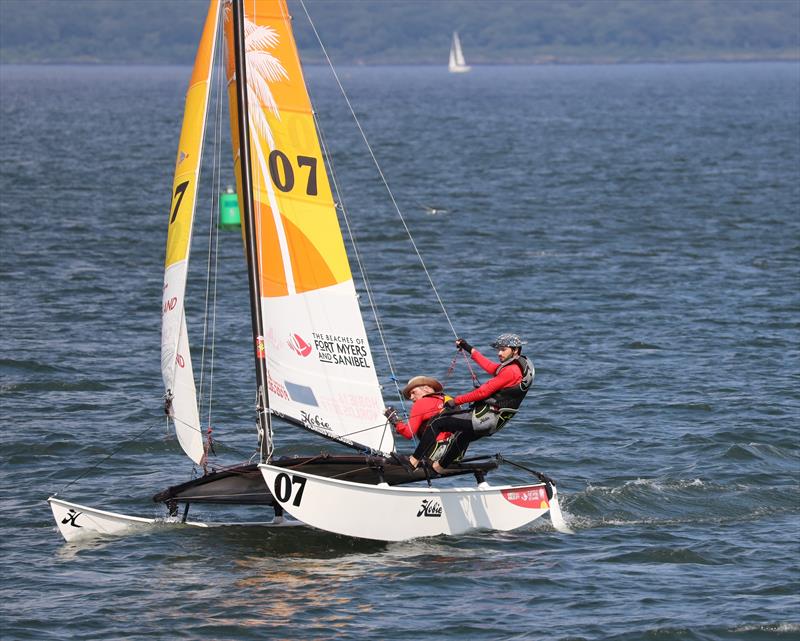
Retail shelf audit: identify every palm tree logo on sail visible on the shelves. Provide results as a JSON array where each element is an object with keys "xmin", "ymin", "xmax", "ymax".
[
  {"xmin": 240, "ymin": 15, "xmax": 288, "ymax": 149},
  {"xmin": 225, "ymin": 4, "xmax": 299, "ymax": 295}
]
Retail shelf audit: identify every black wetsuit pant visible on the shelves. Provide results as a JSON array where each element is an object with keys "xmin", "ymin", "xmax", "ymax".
[{"xmin": 412, "ymin": 411, "xmax": 483, "ymax": 468}]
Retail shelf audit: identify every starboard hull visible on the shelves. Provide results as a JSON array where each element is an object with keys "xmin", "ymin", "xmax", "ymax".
[{"xmin": 259, "ymin": 463, "xmax": 553, "ymax": 541}]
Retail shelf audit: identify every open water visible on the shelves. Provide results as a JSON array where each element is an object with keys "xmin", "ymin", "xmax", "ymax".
[{"xmin": 1, "ymin": 61, "xmax": 799, "ymax": 640}]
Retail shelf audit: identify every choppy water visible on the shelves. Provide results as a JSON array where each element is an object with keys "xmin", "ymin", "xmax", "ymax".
[{"xmin": 1, "ymin": 61, "xmax": 799, "ymax": 640}]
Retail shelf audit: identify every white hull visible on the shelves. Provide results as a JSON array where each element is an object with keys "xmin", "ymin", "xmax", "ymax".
[
  {"xmin": 259, "ymin": 463, "xmax": 561, "ymax": 541},
  {"xmin": 48, "ymin": 497, "xmax": 303, "ymax": 543},
  {"xmin": 448, "ymin": 64, "xmax": 471, "ymax": 73}
]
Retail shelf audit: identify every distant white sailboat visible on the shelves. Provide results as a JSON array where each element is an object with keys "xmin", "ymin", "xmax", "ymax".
[{"xmin": 448, "ymin": 31, "xmax": 471, "ymax": 73}]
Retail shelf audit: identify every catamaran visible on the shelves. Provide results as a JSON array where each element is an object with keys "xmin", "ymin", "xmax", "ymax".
[
  {"xmin": 48, "ymin": 0, "xmax": 570, "ymax": 543},
  {"xmin": 448, "ymin": 31, "xmax": 471, "ymax": 73}
]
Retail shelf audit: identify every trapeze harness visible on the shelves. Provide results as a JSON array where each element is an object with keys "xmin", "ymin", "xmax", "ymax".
[
  {"xmin": 410, "ymin": 392, "xmax": 456, "ymax": 460},
  {"xmin": 422, "ymin": 392, "xmax": 454, "ymax": 437},
  {"xmin": 470, "ymin": 354, "xmax": 534, "ymax": 436}
]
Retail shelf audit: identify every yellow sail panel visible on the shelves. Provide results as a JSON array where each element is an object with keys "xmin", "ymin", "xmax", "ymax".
[
  {"xmin": 161, "ymin": 0, "xmax": 220, "ymax": 466},
  {"xmin": 165, "ymin": 0, "xmax": 219, "ymax": 268},
  {"xmin": 164, "ymin": 87, "xmax": 204, "ymax": 267},
  {"xmin": 224, "ymin": 0, "xmax": 350, "ymax": 297}
]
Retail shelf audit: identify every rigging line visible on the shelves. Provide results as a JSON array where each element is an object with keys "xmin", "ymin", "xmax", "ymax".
[
  {"xmin": 496, "ymin": 455, "xmax": 557, "ymax": 486},
  {"xmin": 314, "ymin": 114, "xmax": 405, "ymax": 407},
  {"xmin": 198, "ymin": 35, "xmax": 224, "ymax": 423},
  {"xmin": 52, "ymin": 421, "xmax": 163, "ymax": 496},
  {"xmin": 171, "ymin": 413, "xmax": 204, "ymax": 435},
  {"xmin": 333, "ymin": 420, "xmax": 397, "ymax": 439},
  {"xmin": 297, "ymin": 0, "xmax": 460, "ymax": 340},
  {"xmin": 315, "ymin": 119, "xmax": 413, "ymax": 448},
  {"xmin": 457, "ymin": 348, "xmax": 482, "ymax": 388},
  {"xmin": 205, "ymin": 31, "xmax": 228, "ymax": 436}
]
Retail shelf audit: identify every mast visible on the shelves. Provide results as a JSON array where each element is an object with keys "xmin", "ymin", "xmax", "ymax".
[{"xmin": 232, "ymin": 0, "xmax": 273, "ymax": 462}]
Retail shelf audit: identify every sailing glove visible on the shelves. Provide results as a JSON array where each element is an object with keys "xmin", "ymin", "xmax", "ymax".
[
  {"xmin": 444, "ymin": 398, "xmax": 457, "ymax": 410},
  {"xmin": 384, "ymin": 406, "xmax": 399, "ymax": 426},
  {"xmin": 456, "ymin": 338, "xmax": 473, "ymax": 353}
]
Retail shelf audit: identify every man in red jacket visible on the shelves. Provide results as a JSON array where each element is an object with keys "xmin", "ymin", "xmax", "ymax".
[
  {"xmin": 384, "ymin": 376, "xmax": 453, "ymax": 469},
  {"xmin": 423, "ymin": 333, "xmax": 534, "ymax": 474}
]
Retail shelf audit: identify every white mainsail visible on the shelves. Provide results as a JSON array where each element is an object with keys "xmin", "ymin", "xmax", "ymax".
[{"xmin": 161, "ymin": 0, "xmax": 220, "ymax": 465}]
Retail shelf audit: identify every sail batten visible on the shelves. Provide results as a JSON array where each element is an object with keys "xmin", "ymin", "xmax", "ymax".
[
  {"xmin": 224, "ymin": 0, "xmax": 393, "ymax": 456},
  {"xmin": 161, "ymin": 0, "xmax": 221, "ymax": 465}
]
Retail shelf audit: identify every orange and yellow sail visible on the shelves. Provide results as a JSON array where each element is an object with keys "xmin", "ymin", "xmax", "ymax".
[
  {"xmin": 223, "ymin": 0, "xmax": 349, "ymax": 297},
  {"xmin": 161, "ymin": 0, "xmax": 221, "ymax": 465},
  {"xmin": 223, "ymin": 0, "xmax": 392, "ymax": 454}
]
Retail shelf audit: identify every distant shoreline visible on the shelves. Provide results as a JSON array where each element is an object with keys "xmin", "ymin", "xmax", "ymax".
[{"xmin": 2, "ymin": 53, "xmax": 798, "ymax": 67}]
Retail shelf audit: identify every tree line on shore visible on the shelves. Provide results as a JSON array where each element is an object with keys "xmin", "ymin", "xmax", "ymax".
[{"xmin": 1, "ymin": 0, "xmax": 797, "ymax": 65}]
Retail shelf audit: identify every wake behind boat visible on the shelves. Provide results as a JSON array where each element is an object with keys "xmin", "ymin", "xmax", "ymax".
[{"xmin": 48, "ymin": 0, "xmax": 571, "ymax": 543}]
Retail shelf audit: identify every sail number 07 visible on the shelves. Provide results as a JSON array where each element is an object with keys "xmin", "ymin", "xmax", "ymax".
[
  {"xmin": 274, "ymin": 472, "xmax": 307, "ymax": 507},
  {"xmin": 269, "ymin": 151, "xmax": 317, "ymax": 196},
  {"xmin": 169, "ymin": 151, "xmax": 317, "ymax": 226},
  {"xmin": 169, "ymin": 152, "xmax": 317, "ymax": 225}
]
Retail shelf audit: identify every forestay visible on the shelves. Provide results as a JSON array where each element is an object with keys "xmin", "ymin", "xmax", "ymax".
[
  {"xmin": 160, "ymin": 0, "xmax": 221, "ymax": 465},
  {"xmin": 222, "ymin": 0, "xmax": 393, "ymax": 455}
]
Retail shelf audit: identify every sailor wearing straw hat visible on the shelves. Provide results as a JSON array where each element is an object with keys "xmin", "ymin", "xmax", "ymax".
[{"xmin": 384, "ymin": 376, "xmax": 453, "ymax": 466}]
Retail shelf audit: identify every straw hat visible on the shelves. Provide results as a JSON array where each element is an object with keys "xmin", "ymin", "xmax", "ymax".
[{"xmin": 402, "ymin": 375, "xmax": 443, "ymax": 399}]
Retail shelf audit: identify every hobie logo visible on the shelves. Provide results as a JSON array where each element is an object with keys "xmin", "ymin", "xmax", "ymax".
[
  {"xmin": 300, "ymin": 411, "xmax": 331, "ymax": 432},
  {"xmin": 61, "ymin": 509, "xmax": 82, "ymax": 528},
  {"xmin": 288, "ymin": 333, "xmax": 312, "ymax": 357},
  {"xmin": 417, "ymin": 499, "xmax": 443, "ymax": 518}
]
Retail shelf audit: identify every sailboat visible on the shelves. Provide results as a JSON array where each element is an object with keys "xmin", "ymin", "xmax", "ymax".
[
  {"xmin": 48, "ymin": 0, "xmax": 571, "ymax": 543},
  {"xmin": 448, "ymin": 31, "xmax": 471, "ymax": 73}
]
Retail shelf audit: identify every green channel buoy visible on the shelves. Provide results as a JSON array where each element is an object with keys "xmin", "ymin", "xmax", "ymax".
[{"xmin": 218, "ymin": 188, "xmax": 240, "ymax": 229}]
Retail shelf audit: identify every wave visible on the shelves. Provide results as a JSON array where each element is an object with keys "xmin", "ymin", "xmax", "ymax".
[
  {"xmin": 606, "ymin": 622, "xmax": 800, "ymax": 640},
  {"xmin": 556, "ymin": 476, "xmax": 800, "ymax": 530},
  {"xmin": 624, "ymin": 341, "xmax": 663, "ymax": 350}
]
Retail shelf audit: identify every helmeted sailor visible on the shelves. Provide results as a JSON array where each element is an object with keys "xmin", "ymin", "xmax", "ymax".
[{"xmin": 405, "ymin": 333, "xmax": 534, "ymax": 474}]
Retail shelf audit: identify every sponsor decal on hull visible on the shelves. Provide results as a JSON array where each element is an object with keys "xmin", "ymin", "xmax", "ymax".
[{"xmin": 501, "ymin": 486, "xmax": 549, "ymax": 509}]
